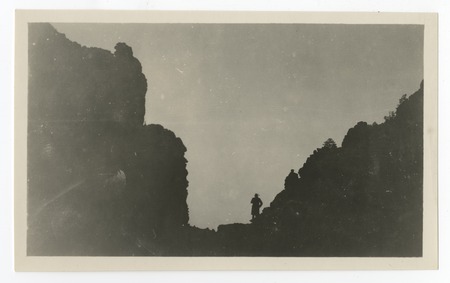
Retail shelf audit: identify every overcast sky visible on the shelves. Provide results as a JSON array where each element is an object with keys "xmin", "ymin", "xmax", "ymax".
[{"xmin": 52, "ymin": 23, "xmax": 423, "ymax": 229}]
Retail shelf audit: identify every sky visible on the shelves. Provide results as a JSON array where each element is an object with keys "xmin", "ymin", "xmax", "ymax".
[{"xmin": 52, "ymin": 23, "xmax": 423, "ymax": 229}]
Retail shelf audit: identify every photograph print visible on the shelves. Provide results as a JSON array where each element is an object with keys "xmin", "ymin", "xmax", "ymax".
[{"xmin": 17, "ymin": 11, "xmax": 437, "ymax": 268}]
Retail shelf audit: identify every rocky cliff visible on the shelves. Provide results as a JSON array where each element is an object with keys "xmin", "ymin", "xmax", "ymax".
[{"xmin": 27, "ymin": 23, "xmax": 189, "ymax": 255}]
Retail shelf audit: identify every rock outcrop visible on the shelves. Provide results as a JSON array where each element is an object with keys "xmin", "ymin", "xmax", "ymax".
[{"xmin": 27, "ymin": 23, "xmax": 189, "ymax": 255}]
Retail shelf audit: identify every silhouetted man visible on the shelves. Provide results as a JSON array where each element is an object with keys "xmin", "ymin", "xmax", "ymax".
[{"xmin": 251, "ymin": 193, "xmax": 263, "ymax": 220}]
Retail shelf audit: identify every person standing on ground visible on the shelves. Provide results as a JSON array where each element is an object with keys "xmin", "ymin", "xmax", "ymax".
[{"xmin": 251, "ymin": 193, "xmax": 263, "ymax": 220}]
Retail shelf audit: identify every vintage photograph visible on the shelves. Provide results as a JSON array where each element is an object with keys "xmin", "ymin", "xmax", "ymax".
[{"xmin": 15, "ymin": 11, "xmax": 438, "ymax": 270}]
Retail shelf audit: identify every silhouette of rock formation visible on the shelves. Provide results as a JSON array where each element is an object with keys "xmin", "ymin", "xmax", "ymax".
[
  {"xmin": 27, "ymin": 23, "xmax": 424, "ymax": 257},
  {"xmin": 215, "ymin": 82, "xmax": 424, "ymax": 257},
  {"xmin": 27, "ymin": 24, "xmax": 189, "ymax": 255}
]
